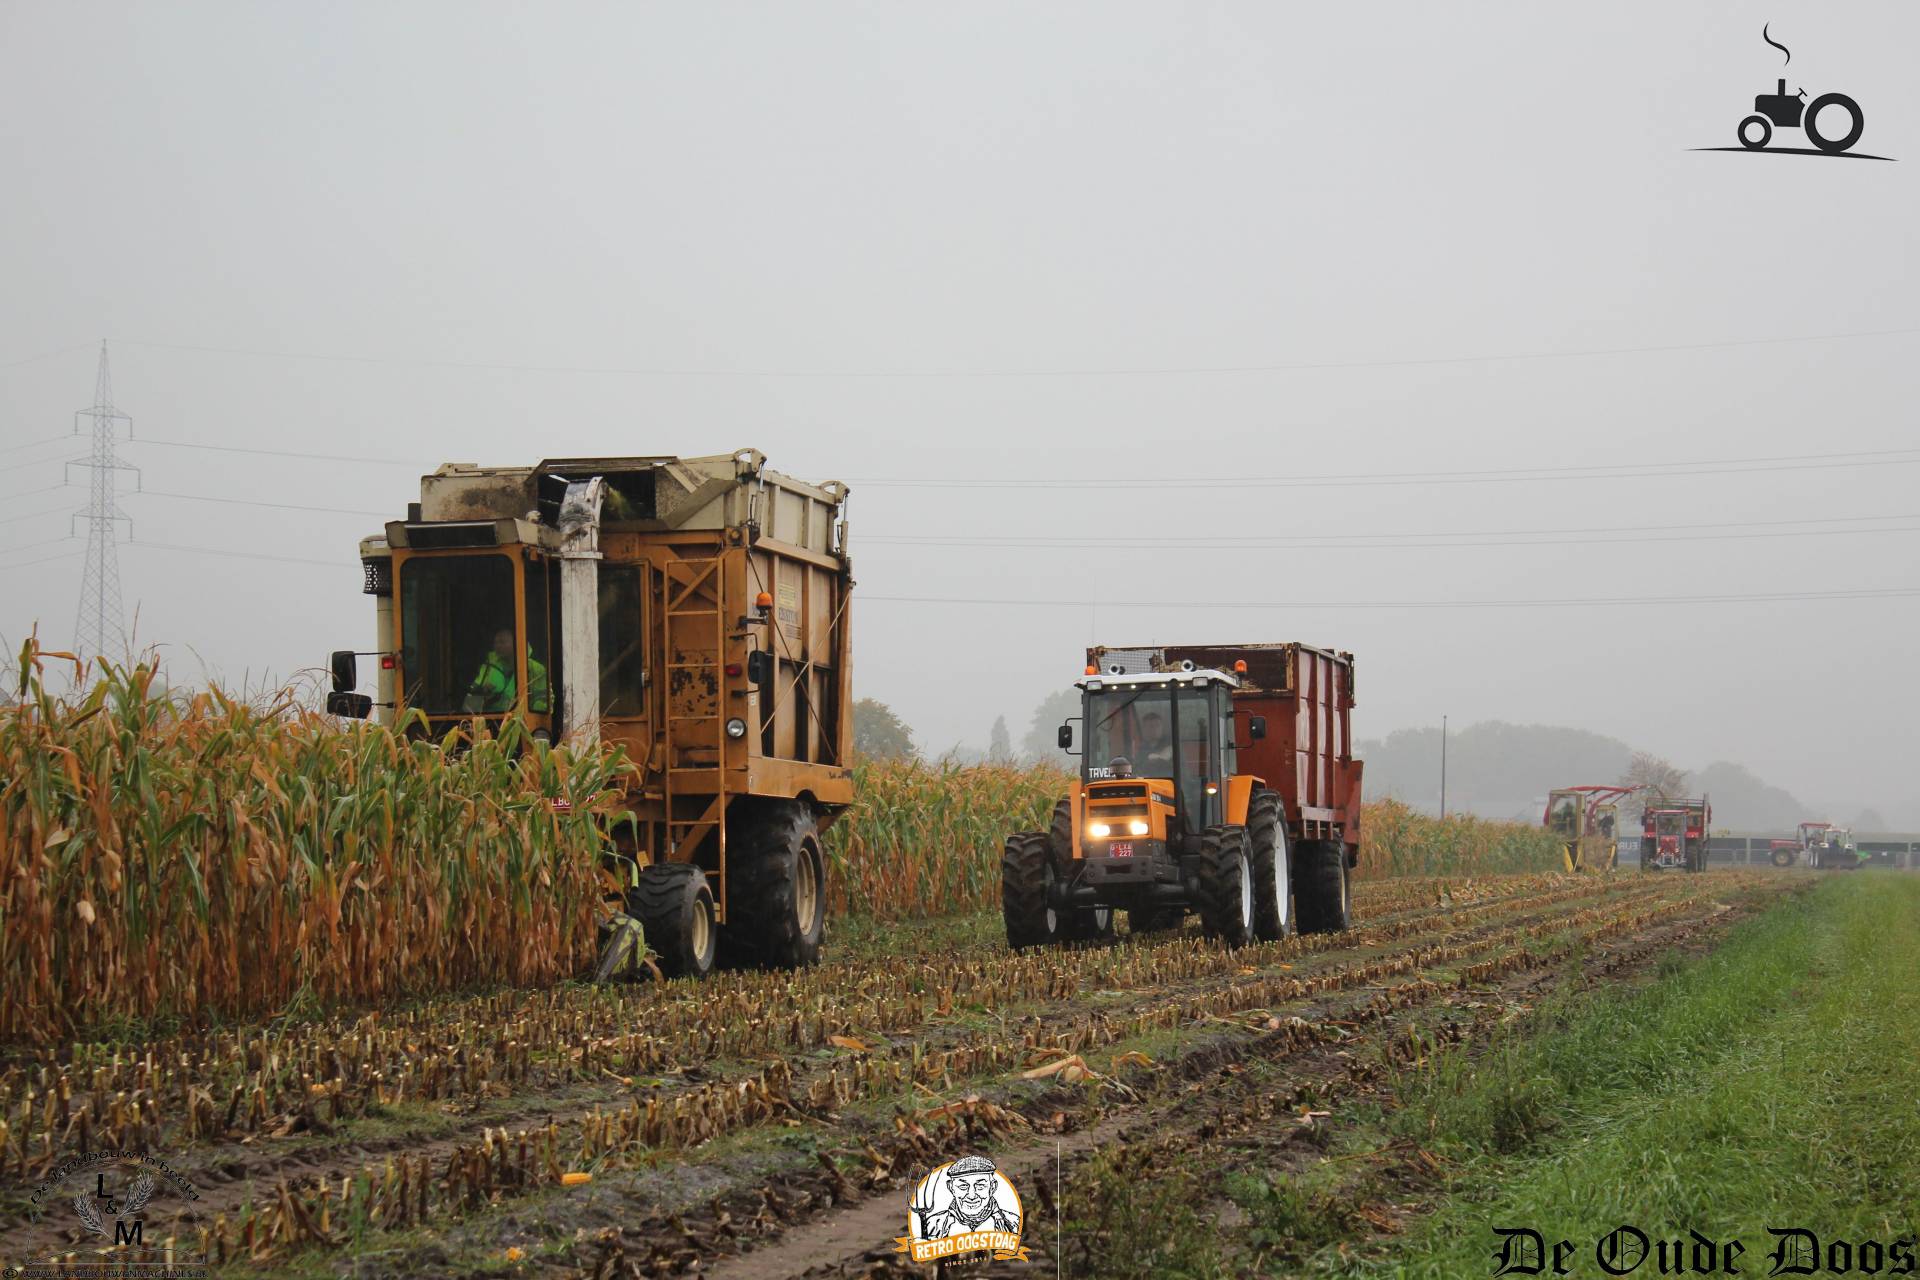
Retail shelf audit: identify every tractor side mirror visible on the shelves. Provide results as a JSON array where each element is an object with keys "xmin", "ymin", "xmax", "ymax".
[
  {"xmin": 746, "ymin": 649, "xmax": 774, "ymax": 689},
  {"xmin": 329, "ymin": 650, "xmax": 357, "ymax": 693},
  {"xmin": 1057, "ymin": 723, "xmax": 1073, "ymax": 749},
  {"xmin": 1248, "ymin": 716, "xmax": 1267, "ymax": 741},
  {"xmin": 326, "ymin": 691, "xmax": 373, "ymax": 719}
]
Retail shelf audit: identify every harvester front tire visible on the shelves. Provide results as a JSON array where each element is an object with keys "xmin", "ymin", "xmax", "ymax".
[
  {"xmin": 1195, "ymin": 825, "xmax": 1255, "ymax": 947},
  {"xmin": 1003, "ymin": 832, "xmax": 1061, "ymax": 950},
  {"xmin": 1295, "ymin": 840, "xmax": 1352, "ymax": 934},
  {"xmin": 725, "ymin": 800, "xmax": 827, "ymax": 969},
  {"xmin": 633, "ymin": 863, "xmax": 717, "ymax": 979},
  {"xmin": 1247, "ymin": 790, "xmax": 1293, "ymax": 942}
]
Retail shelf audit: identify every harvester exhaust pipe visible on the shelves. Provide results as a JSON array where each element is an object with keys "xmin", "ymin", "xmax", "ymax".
[{"xmin": 557, "ymin": 476, "xmax": 605, "ymax": 745}]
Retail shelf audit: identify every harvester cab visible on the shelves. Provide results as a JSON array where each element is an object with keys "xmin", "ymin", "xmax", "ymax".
[
  {"xmin": 1543, "ymin": 785, "xmax": 1632, "ymax": 873},
  {"xmin": 1003, "ymin": 643, "xmax": 1362, "ymax": 951}
]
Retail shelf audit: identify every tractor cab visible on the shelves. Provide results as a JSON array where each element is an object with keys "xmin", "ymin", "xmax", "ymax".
[{"xmin": 1073, "ymin": 666, "xmax": 1247, "ymax": 837}]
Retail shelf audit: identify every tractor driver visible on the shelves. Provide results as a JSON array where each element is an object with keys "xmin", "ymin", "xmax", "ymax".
[
  {"xmin": 1136, "ymin": 710, "xmax": 1174, "ymax": 777},
  {"xmin": 462, "ymin": 627, "xmax": 552, "ymax": 715}
]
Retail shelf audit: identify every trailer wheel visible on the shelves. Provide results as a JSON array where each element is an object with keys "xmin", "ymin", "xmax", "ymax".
[
  {"xmin": 1770, "ymin": 847, "xmax": 1795, "ymax": 868},
  {"xmin": 632, "ymin": 863, "xmax": 717, "ymax": 979},
  {"xmin": 1247, "ymin": 790, "xmax": 1293, "ymax": 942},
  {"xmin": 1003, "ymin": 832, "xmax": 1061, "ymax": 950},
  {"xmin": 1126, "ymin": 905, "xmax": 1183, "ymax": 935},
  {"xmin": 1049, "ymin": 797, "xmax": 1114, "ymax": 942},
  {"xmin": 720, "ymin": 800, "xmax": 827, "ymax": 969},
  {"xmin": 1295, "ymin": 840, "xmax": 1352, "ymax": 934},
  {"xmin": 1195, "ymin": 825, "xmax": 1255, "ymax": 947}
]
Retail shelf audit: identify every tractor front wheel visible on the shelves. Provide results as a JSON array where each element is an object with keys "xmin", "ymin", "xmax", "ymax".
[
  {"xmin": 725, "ymin": 800, "xmax": 827, "ymax": 969},
  {"xmin": 1770, "ymin": 847, "xmax": 1795, "ymax": 868},
  {"xmin": 632, "ymin": 863, "xmax": 717, "ymax": 979},
  {"xmin": 1295, "ymin": 840, "xmax": 1352, "ymax": 934},
  {"xmin": 1003, "ymin": 832, "xmax": 1061, "ymax": 950},
  {"xmin": 1195, "ymin": 825, "xmax": 1255, "ymax": 947},
  {"xmin": 1048, "ymin": 798, "xmax": 1114, "ymax": 943}
]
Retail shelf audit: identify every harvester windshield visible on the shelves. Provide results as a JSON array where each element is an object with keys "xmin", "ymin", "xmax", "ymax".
[{"xmin": 397, "ymin": 553, "xmax": 552, "ymax": 718}]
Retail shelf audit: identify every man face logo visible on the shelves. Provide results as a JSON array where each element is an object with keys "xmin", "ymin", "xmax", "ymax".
[{"xmin": 950, "ymin": 1171, "xmax": 995, "ymax": 1218}]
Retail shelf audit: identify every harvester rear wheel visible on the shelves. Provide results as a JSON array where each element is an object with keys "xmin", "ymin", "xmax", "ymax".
[
  {"xmin": 1248, "ymin": 790, "xmax": 1293, "ymax": 942},
  {"xmin": 1003, "ymin": 832, "xmax": 1061, "ymax": 950},
  {"xmin": 1195, "ymin": 825, "xmax": 1255, "ymax": 947},
  {"xmin": 723, "ymin": 800, "xmax": 828, "ymax": 969},
  {"xmin": 1049, "ymin": 798, "xmax": 1114, "ymax": 942},
  {"xmin": 632, "ymin": 863, "xmax": 717, "ymax": 979},
  {"xmin": 1295, "ymin": 840, "xmax": 1352, "ymax": 934}
]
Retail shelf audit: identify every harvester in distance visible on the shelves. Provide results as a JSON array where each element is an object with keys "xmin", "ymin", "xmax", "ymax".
[
  {"xmin": 1002, "ymin": 643, "xmax": 1363, "ymax": 950},
  {"xmin": 1543, "ymin": 785, "xmax": 1632, "ymax": 873},
  {"xmin": 325, "ymin": 449, "xmax": 853, "ymax": 980},
  {"xmin": 1640, "ymin": 796, "xmax": 1711, "ymax": 873}
]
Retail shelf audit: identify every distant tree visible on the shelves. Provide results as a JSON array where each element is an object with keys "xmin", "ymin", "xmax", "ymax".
[
  {"xmin": 988, "ymin": 715, "xmax": 1012, "ymax": 762},
  {"xmin": 1022, "ymin": 688, "xmax": 1082, "ymax": 764},
  {"xmin": 852, "ymin": 698, "xmax": 917, "ymax": 761},
  {"xmin": 1621, "ymin": 751, "xmax": 1689, "ymax": 803},
  {"xmin": 1854, "ymin": 808, "xmax": 1888, "ymax": 833}
]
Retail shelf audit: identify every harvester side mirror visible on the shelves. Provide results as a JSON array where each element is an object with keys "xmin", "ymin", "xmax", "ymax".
[
  {"xmin": 1248, "ymin": 717, "xmax": 1267, "ymax": 741},
  {"xmin": 746, "ymin": 650, "xmax": 774, "ymax": 688},
  {"xmin": 1057, "ymin": 723, "xmax": 1073, "ymax": 749},
  {"xmin": 329, "ymin": 649, "xmax": 358, "ymax": 693},
  {"xmin": 326, "ymin": 691, "xmax": 373, "ymax": 719}
]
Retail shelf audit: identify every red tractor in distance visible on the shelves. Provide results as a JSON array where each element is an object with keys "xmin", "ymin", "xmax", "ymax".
[
  {"xmin": 1770, "ymin": 821, "xmax": 1858, "ymax": 869},
  {"xmin": 1543, "ymin": 785, "xmax": 1634, "ymax": 873},
  {"xmin": 1641, "ymin": 796, "xmax": 1711, "ymax": 873}
]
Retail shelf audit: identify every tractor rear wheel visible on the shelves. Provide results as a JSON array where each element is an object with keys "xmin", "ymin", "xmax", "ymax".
[
  {"xmin": 632, "ymin": 863, "xmax": 717, "ymax": 979},
  {"xmin": 1295, "ymin": 840, "xmax": 1352, "ymax": 934},
  {"xmin": 1049, "ymin": 798, "xmax": 1114, "ymax": 943},
  {"xmin": 724, "ymin": 800, "xmax": 827, "ymax": 969},
  {"xmin": 1003, "ymin": 832, "xmax": 1061, "ymax": 950},
  {"xmin": 1195, "ymin": 824, "xmax": 1255, "ymax": 947},
  {"xmin": 1247, "ymin": 790, "xmax": 1293, "ymax": 942}
]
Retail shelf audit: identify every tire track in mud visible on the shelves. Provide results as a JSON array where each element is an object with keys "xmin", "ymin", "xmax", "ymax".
[
  {"xmin": 703, "ymin": 881, "xmax": 1785, "ymax": 1280},
  {"xmin": 1, "ymin": 874, "xmax": 1780, "ymax": 1273}
]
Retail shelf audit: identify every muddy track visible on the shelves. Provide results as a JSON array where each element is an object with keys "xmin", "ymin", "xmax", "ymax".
[{"xmin": 1, "ymin": 872, "xmax": 1787, "ymax": 1274}]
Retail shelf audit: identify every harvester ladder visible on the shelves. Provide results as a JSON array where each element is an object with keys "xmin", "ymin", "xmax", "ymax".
[{"xmin": 661, "ymin": 552, "xmax": 728, "ymax": 915}]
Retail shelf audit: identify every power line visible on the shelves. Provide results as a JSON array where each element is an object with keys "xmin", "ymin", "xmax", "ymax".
[
  {"xmin": 109, "ymin": 322, "xmax": 1920, "ymax": 379},
  {"xmin": 847, "ymin": 447, "xmax": 1920, "ymax": 490},
  {"xmin": 867, "ymin": 524, "xmax": 1920, "ymax": 554},
  {"xmin": 0, "ymin": 435, "xmax": 76, "ymax": 460},
  {"xmin": 0, "ymin": 549, "xmax": 84, "ymax": 572},
  {"xmin": 868, "ymin": 509, "xmax": 1920, "ymax": 546},
  {"xmin": 863, "ymin": 586, "xmax": 1920, "ymax": 611},
  {"xmin": 128, "ymin": 540, "xmax": 347, "ymax": 568},
  {"xmin": 133, "ymin": 488, "xmax": 390, "ymax": 517},
  {"xmin": 0, "ymin": 342, "xmax": 95, "ymax": 372},
  {"xmin": 136, "ymin": 436, "xmax": 422, "ymax": 466}
]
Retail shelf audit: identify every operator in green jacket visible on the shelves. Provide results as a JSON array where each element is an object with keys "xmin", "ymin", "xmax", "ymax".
[{"xmin": 462, "ymin": 627, "xmax": 551, "ymax": 715}]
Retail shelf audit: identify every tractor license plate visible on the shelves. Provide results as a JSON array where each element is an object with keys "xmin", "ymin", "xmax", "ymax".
[{"xmin": 1110, "ymin": 842, "xmax": 1134, "ymax": 858}]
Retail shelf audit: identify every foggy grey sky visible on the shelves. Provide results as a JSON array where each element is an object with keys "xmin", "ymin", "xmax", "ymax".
[{"xmin": 2, "ymin": 3, "xmax": 1915, "ymax": 823}]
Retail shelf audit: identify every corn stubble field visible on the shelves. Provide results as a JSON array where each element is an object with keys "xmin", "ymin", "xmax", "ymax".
[{"xmin": 0, "ymin": 649, "xmax": 1799, "ymax": 1277}]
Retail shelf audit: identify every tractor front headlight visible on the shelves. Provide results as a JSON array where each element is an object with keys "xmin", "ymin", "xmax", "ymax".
[
  {"xmin": 1127, "ymin": 820, "xmax": 1150, "ymax": 837},
  {"xmin": 724, "ymin": 717, "xmax": 747, "ymax": 739},
  {"xmin": 1088, "ymin": 822, "xmax": 1112, "ymax": 838}
]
